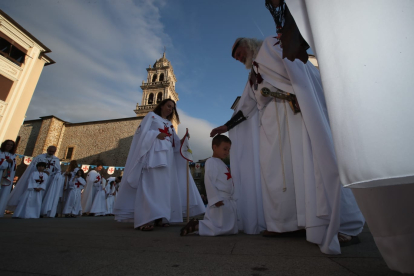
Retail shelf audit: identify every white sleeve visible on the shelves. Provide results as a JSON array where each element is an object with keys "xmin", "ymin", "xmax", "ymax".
[{"xmin": 204, "ymin": 160, "xmax": 223, "ymax": 207}]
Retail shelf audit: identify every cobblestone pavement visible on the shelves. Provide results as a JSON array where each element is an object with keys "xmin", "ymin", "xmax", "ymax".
[{"xmin": 0, "ymin": 215, "xmax": 404, "ymax": 276}]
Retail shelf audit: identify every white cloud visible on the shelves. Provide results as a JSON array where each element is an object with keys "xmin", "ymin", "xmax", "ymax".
[
  {"xmin": 5, "ymin": 0, "xmax": 171, "ymax": 122},
  {"xmin": 177, "ymin": 109, "xmax": 215, "ymax": 161}
]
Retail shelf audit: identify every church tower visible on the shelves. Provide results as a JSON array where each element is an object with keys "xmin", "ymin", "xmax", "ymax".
[{"xmin": 134, "ymin": 52, "xmax": 179, "ymax": 130}]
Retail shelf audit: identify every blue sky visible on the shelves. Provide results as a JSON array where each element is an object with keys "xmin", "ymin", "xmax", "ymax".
[{"xmin": 2, "ymin": 0, "xmax": 278, "ymax": 160}]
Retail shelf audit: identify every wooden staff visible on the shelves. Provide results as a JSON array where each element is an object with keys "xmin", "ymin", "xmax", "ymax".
[{"xmin": 186, "ymin": 159, "xmax": 189, "ymax": 223}]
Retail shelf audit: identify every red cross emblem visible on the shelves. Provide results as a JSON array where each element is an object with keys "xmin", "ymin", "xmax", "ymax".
[
  {"xmin": 35, "ymin": 175, "xmax": 44, "ymax": 184},
  {"xmin": 195, "ymin": 163, "xmax": 200, "ymax": 170},
  {"xmin": 158, "ymin": 125, "xmax": 172, "ymax": 137},
  {"xmin": 75, "ymin": 181, "xmax": 82, "ymax": 188},
  {"xmin": 108, "ymin": 168, "xmax": 114, "ymax": 174},
  {"xmin": 25, "ymin": 157, "xmax": 32, "ymax": 164},
  {"xmin": 225, "ymin": 167, "xmax": 232, "ymax": 180},
  {"xmin": 82, "ymin": 166, "xmax": 89, "ymax": 172},
  {"xmin": 96, "ymin": 175, "xmax": 101, "ymax": 181}
]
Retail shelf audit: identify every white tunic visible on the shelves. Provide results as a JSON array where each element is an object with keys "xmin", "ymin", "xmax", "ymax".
[
  {"xmin": 231, "ymin": 36, "xmax": 364, "ymax": 254},
  {"xmin": 114, "ymin": 112, "xmax": 205, "ymax": 228},
  {"xmin": 199, "ymin": 158, "xmax": 238, "ymax": 236},
  {"xmin": 41, "ymin": 173, "xmax": 65, "ymax": 217},
  {"xmin": 0, "ymin": 151, "xmax": 16, "ymax": 217},
  {"xmin": 13, "ymin": 171, "xmax": 48, "ymax": 219},
  {"xmin": 63, "ymin": 176, "xmax": 85, "ymax": 215},
  {"xmin": 105, "ymin": 183, "xmax": 116, "ymax": 215},
  {"xmin": 90, "ymin": 177, "xmax": 107, "ymax": 216},
  {"xmin": 285, "ymin": 1, "xmax": 414, "ymax": 272},
  {"xmin": 81, "ymin": 170, "xmax": 101, "ymax": 213}
]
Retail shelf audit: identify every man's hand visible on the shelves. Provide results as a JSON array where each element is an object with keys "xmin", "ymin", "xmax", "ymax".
[
  {"xmin": 214, "ymin": 201, "xmax": 224, "ymax": 207},
  {"xmin": 157, "ymin": 133, "xmax": 168, "ymax": 140},
  {"xmin": 210, "ymin": 125, "xmax": 228, "ymax": 137}
]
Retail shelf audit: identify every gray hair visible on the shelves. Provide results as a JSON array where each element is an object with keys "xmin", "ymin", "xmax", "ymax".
[{"xmin": 240, "ymin": 38, "xmax": 263, "ymax": 59}]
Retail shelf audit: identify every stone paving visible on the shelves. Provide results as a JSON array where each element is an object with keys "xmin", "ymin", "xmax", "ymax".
[{"xmin": 0, "ymin": 215, "xmax": 406, "ymax": 276}]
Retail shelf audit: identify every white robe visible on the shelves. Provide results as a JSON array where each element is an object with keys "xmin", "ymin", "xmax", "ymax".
[
  {"xmin": 285, "ymin": 1, "xmax": 414, "ymax": 272},
  {"xmin": 13, "ymin": 171, "xmax": 48, "ymax": 219},
  {"xmin": 199, "ymin": 158, "xmax": 238, "ymax": 236},
  {"xmin": 7, "ymin": 154, "xmax": 60, "ymax": 212},
  {"xmin": 90, "ymin": 177, "xmax": 107, "ymax": 216},
  {"xmin": 105, "ymin": 183, "xmax": 116, "ymax": 215},
  {"xmin": 41, "ymin": 173, "xmax": 65, "ymax": 217},
  {"xmin": 62, "ymin": 176, "xmax": 85, "ymax": 215},
  {"xmin": 114, "ymin": 112, "xmax": 205, "ymax": 228},
  {"xmin": 81, "ymin": 170, "xmax": 101, "ymax": 213},
  {"xmin": 0, "ymin": 151, "xmax": 16, "ymax": 217},
  {"xmin": 231, "ymin": 36, "xmax": 364, "ymax": 254}
]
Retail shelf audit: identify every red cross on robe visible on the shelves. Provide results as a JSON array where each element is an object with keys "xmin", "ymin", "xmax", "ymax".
[
  {"xmin": 96, "ymin": 175, "xmax": 101, "ymax": 182},
  {"xmin": 225, "ymin": 167, "xmax": 232, "ymax": 180},
  {"xmin": 75, "ymin": 181, "xmax": 82, "ymax": 188},
  {"xmin": 35, "ymin": 175, "xmax": 44, "ymax": 184},
  {"xmin": 158, "ymin": 125, "xmax": 172, "ymax": 137}
]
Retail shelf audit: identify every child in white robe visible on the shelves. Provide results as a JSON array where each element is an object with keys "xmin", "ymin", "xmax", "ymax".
[
  {"xmin": 105, "ymin": 176, "xmax": 121, "ymax": 215},
  {"xmin": 62, "ymin": 169, "xmax": 85, "ymax": 217},
  {"xmin": 13, "ymin": 162, "xmax": 48, "ymax": 219},
  {"xmin": 90, "ymin": 173, "xmax": 107, "ymax": 216},
  {"xmin": 181, "ymin": 135, "xmax": 238, "ymax": 236}
]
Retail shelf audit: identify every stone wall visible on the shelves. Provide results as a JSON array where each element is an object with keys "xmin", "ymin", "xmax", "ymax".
[
  {"xmin": 31, "ymin": 117, "xmax": 52, "ymax": 156},
  {"xmin": 16, "ymin": 119, "xmax": 42, "ymax": 156},
  {"xmin": 43, "ymin": 117, "xmax": 65, "ymax": 153},
  {"xmin": 57, "ymin": 116, "xmax": 143, "ymax": 168}
]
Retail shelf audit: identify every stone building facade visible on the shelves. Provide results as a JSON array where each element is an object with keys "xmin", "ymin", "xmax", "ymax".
[{"xmin": 15, "ymin": 53, "xmax": 179, "ymax": 179}]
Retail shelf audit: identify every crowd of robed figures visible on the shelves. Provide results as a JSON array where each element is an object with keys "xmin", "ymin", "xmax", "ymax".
[{"xmin": 0, "ymin": 143, "xmax": 122, "ymax": 219}]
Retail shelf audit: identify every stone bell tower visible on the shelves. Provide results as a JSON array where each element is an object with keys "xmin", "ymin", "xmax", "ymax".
[{"xmin": 134, "ymin": 52, "xmax": 179, "ymax": 131}]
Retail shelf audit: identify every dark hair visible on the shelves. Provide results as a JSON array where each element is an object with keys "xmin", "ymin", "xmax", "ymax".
[
  {"xmin": 116, "ymin": 176, "xmax": 122, "ymax": 181},
  {"xmin": 212, "ymin": 135, "xmax": 232, "ymax": 148},
  {"xmin": 96, "ymin": 164, "xmax": 104, "ymax": 168},
  {"xmin": 36, "ymin": 162, "xmax": 47, "ymax": 168},
  {"xmin": 67, "ymin": 160, "xmax": 78, "ymax": 172},
  {"xmin": 76, "ymin": 169, "xmax": 84, "ymax": 178},
  {"xmin": 153, "ymin": 99, "xmax": 180, "ymax": 123},
  {"xmin": 0, "ymin": 140, "xmax": 16, "ymax": 154}
]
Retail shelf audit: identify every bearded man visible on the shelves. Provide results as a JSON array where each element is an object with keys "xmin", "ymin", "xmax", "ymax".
[{"xmin": 210, "ymin": 37, "xmax": 365, "ymax": 255}]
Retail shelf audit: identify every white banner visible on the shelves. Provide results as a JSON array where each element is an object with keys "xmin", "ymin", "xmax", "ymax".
[
  {"xmin": 107, "ymin": 166, "xmax": 115, "ymax": 175},
  {"xmin": 23, "ymin": 156, "xmax": 32, "ymax": 165},
  {"xmin": 81, "ymin": 165, "xmax": 90, "ymax": 173}
]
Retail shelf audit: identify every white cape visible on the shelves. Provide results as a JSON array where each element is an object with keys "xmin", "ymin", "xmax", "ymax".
[
  {"xmin": 41, "ymin": 173, "xmax": 65, "ymax": 217},
  {"xmin": 114, "ymin": 112, "xmax": 205, "ymax": 228}
]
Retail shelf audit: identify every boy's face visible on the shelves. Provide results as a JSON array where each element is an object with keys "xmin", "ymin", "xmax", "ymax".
[
  {"xmin": 37, "ymin": 166, "xmax": 46, "ymax": 172},
  {"xmin": 213, "ymin": 142, "xmax": 231, "ymax": 159}
]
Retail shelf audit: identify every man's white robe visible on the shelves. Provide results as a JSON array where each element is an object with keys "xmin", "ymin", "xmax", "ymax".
[
  {"xmin": 231, "ymin": 36, "xmax": 364, "ymax": 254},
  {"xmin": 0, "ymin": 151, "xmax": 16, "ymax": 217},
  {"xmin": 81, "ymin": 170, "xmax": 101, "ymax": 213},
  {"xmin": 13, "ymin": 171, "xmax": 48, "ymax": 219},
  {"xmin": 7, "ymin": 154, "xmax": 60, "ymax": 212},
  {"xmin": 199, "ymin": 157, "xmax": 238, "ymax": 236},
  {"xmin": 41, "ymin": 173, "xmax": 65, "ymax": 218},
  {"xmin": 114, "ymin": 112, "xmax": 205, "ymax": 228},
  {"xmin": 285, "ymin": 1, "xmax": 414, "ymax": 272},
  {"xmin": 63, "ymin": 176, "xmax": 85, "ymax": 215}
]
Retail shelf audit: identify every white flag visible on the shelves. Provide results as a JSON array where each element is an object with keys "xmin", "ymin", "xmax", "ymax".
[
  {"xmin": 195, "ymin": 163, "xmax": 201, "ymax": 173},
  {"xmin": 81, "ymin": 165, "xmax": 90, "ymax": 173},
  {"xmin": 23, "ymin": 156, "xmax": 32, "ymax": 165},
  {"xmin": 180, "ymin": 129, "xmax": 193, "ymax": 162},
  {"xmin": 107, "ymin": 166, "xmax": 115, "ymax": 175}
]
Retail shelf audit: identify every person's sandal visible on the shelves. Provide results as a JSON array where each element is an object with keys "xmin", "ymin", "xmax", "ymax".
[
  {"xmin": 138, "ymin": 224, "xmax": 154, "ymax": 231},
  {"xmin": 180, "ymin": 218, "xmax": 199, "ymax": 236}
]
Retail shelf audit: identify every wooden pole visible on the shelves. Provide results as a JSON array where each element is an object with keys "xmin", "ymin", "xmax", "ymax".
[{"xmin": 186, "ymin": 160, "xmax": 190, "ymax": 223}]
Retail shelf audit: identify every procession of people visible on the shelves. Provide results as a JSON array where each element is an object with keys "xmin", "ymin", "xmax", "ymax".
[{"xmin": 1, "ymin": 0, "xmax": 413, "ymax": 274}]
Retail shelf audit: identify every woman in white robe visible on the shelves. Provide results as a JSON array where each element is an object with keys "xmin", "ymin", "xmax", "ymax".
[
  {"xmin": 105, "ymin": 179, "xmax": 117, "ymax": 215},
  {"xmin": 114, "ymin": 99, "xmax": 205, "ymax": 230},
  {"xmin": 0, "ymin": 140, "xmax": 17, "ymax": 217},
  {"xmin": 63, "ymin": 169, "xmax": 85, "ymax": 217},
  {"xmin": 13, "ymin": 163, "xmax": 48, "ymax": 219}
]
